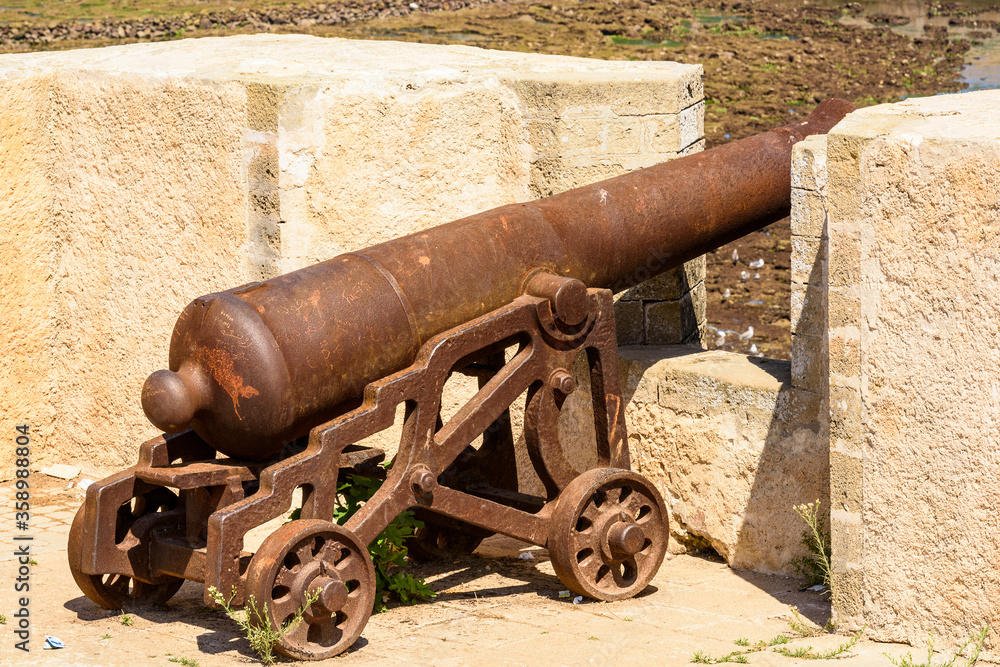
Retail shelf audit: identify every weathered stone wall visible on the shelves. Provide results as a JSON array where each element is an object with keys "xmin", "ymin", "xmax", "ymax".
[
  {"xmin": 814, "ymin": 91, "xmax": 1000, "ymax": 647},
  {"xmin": 0, "ymin": 34, "xmax": 704, "ymax": 475}
]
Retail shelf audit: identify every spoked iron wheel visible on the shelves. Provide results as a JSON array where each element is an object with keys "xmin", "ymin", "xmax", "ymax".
[
  {"xmin": 548, "ymin": 468, "xmax": 668, "ymax": 601},
  {"xmin": 67, "ymin": 488, "xmax": 185, "ymax": 609},
  {"xmin": 246, "ymin": 519, "xmax": 376, "ymax": 660}
]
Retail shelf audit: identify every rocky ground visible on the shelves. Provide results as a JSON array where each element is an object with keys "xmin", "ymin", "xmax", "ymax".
[{"xmin": 2, "ymin": 0, "xmax": 995, "ymax": 357}]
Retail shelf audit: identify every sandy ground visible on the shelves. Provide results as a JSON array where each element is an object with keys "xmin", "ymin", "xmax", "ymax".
[{"xmin": 0, "ymin": 474, "xmax": 966, "ymax": 667}]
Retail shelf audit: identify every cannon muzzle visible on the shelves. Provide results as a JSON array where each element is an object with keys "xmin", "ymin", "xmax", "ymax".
[{"xmin": 142, "ymin": 98, "xmax": 855, "ymax": 460}]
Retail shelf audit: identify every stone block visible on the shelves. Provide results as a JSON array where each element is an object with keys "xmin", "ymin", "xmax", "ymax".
[
  {"xmin": 790, "ymin": 188, "xmax": 828, "ymax": 240},
  {"xmin": 790, "ymin": 281, "xmax": 826, "ymax": 337},
  {"xmin": 641, "ymin": 101, "xmax": 705, "ymax": 153},
  {"xmin": 1, "ymin": 71, "xmax": 250, "ymax": 470},
  {"xmin": 790, "ymin": 134, "xmax": 829, "ymax": 192},
  {"xmin": 527, "ymin": 116, "xmax": 641, "ymax": 158},
  {"xmin": 645, "ymin": 293, "xmax": 700, "ymax": 345},
  {"xmin": 0, "ymin": 35, "xmax": 703, "ymax": 472},
  {"xmin": 619, "ymin": 256, "xmax": 705, "ymax": 302},
  {"xmin": 506, "ymin": 66, "xmax": 703, "ymax": 117},
  {"xmin": 827, "ymin": 317, "xmax": 861, "ymax": 381},
  {"xmin": 791, "ymin": 235, "xmax": 827, "ymax": 287},
  {"xmin": 790, "ymin": 333, "xmax": 828, "ymax": 394},
  {"xmin": 826, "ymin": 220, "xmax": 862, "ymax": 288},
  {"xmin": 831, "ymin": 563, "xmax": 865, "ymax": 629},
  {"xmin": 613, "ymin": 300, "xmax": 644, "ymax": 346},
  {"xmin": 825, "ymin": 90, "xmax": 1000, "ymax": 646},
  {"xmin": 607, "ymin": 348, "xmax": 827, "ymax": 574},
  {"xmin": 829, "ymin": 451, "xmax": 862, "ymax": 513},
  {"xmin": 529, "ymin": 146, "xmax": 704, "ymax": 197},
  {"xmin": 828, "ymin": 384, "xmax": 861, "ymax": 452}
]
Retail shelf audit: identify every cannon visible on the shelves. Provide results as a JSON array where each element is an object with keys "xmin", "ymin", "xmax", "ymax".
[{"xmin": 69, "ymin": 98, "xmax": 855, "ymax": 660}]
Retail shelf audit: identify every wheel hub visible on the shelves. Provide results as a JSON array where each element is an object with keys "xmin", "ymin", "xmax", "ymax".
[{"xmin": 310, "ymin": 576, "xmax": 348, "ymax": 616}]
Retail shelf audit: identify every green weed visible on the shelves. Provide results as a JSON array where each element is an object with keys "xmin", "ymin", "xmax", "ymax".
[
  {"xmin": 209, "ymin": 585, "xmax": 319, "ymax": 666},
  {"xmin": 120, "ymin": 614, "xmax": 133, "ymax": 626},
  {"xmin": 885, "ymin": 627, "xmax": 989, "ymax": 667},
  {"xmin": 287, "ymin": 469, "xmax": 435, "ymax": 613},
  {"xmin": 167, "ymin": 658, "xmax": 199, "ymax": 667},
  {"xmin": 791, "ymin": 500, "xmax": 833, "ymax": 593},
  {"xmin": 773, "ymin": 628, "xmax": 862, "ymax": 660}
]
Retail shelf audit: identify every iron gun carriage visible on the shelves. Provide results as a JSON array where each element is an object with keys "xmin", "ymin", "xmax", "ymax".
[{"xmin": 69, "ymin": 99, "xmax": 854, "ymax": 660}]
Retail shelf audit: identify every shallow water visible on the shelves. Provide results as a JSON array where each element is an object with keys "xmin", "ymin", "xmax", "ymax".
[{"xmin": 797, "ymin": 0, "xmax": 1000, "ymax": 89}]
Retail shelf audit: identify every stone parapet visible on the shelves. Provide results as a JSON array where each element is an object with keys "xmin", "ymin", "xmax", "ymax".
[
  {"xmin": 813, "ymin": 91, "xmax": 1000, "ymax": 647},
  {"xmin": 0, "ymin": 35, "xmax": 703, "ymax": 473}
]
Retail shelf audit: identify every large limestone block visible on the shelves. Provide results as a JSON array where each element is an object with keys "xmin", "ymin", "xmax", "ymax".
[
  {"xmin": 557, "ymin": 346, "xmax": 828, "ymax": 574},
  {"xmin": 825, "ymin": 90, "xmax": 1000, "ymax": 646},
  {"xmin": 0, "ymin": 35, "xmax": 702, "ymax": 473},
  {"xmin": 1, "ymin": 72, "xmax": 250, "ymax": 471}
]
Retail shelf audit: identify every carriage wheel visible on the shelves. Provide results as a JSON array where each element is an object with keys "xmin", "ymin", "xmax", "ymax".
[
  {"xmin": 547, "ymin": 468, "xmax": 667, "ymax": 602},
  {"xmin": 245, "ymin": 519, "xmax": 376, "ymax": 660},
  {"xmin": 67, "ymin": 488, "xmax": 185, "ymax": 609}
]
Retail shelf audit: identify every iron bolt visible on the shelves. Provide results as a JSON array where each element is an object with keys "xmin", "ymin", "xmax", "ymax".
[
  {"xmin": 410, "ymin": 466, "xmax": 436, "ymax": 495},
  {"xmin": 550, "ymin": 370, "xmax": 576, "ymax": 396}
]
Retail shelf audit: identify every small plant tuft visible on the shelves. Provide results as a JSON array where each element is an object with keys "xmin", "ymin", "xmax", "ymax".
[
  {"xmin": 885, "ymin": 627, "xmax": 989, "ymax": 667},
  {"xmin": 167, "ymin": 658, "xmax": 199, "ymax": 667},
  {"xmin": 120, "ymin": 613, "xmax": 133, "ymax": 626},
  {"xmin": 100, "ymin": 633, "xmax": 111, "ymax": 640},
  {"xmin": 0, "ymin": 614, "xmax": 6, "ymax": 625},
  {"xmin": 773, "ymin": 624, "xmax": 865, "ymax": 660},
  {"xmin": 791, "ymin": 500, "xmax": 833, "ymax": 594},
  {"xmin": 210, "ymin": 585, "xmax": 319, "ymax": 666},
  {"xmin": 734, "ymin": 637, "xmax": 749, "ymax": 647}
]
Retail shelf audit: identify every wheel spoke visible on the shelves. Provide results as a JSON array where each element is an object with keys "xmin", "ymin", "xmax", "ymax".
[
  {"xmin": 269, "ymin": 588, "xmax": 301, "ymax": 623},
  {"xmin": 275, "ymin": 566, "xmax": 298, "ymax": 589},
  {"xmin": 569, "ymin": 529, "xmax": 594, "ymax": 553},
  {"xmin": 282, "ymin": 613, "xmax": 310, "ymax": 644},
  {"xmin": 603, "ymin": 486, "xmax": 622, "ymax": 505},
  {"xmin": 333, "ymin": 550, "xmax": 355, "ymax": 573},
  {"xmin": 317, "ymin": 539, "xmax": 342, "ymax": 564},
  {"xmin": 294, "ymin": 539, "xmax": 316, "ymax": 565},
  {"xmin": 580, "ymin": 501, "xmax": 601, "ymax": 523},
  {"xmin": 621, "ymin": 491, "xmax": 650, "ymax": 519}
]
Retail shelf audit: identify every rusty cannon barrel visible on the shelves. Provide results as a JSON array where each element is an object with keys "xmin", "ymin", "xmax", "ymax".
[{"xmin": 142, "ymin": 98, "xmax": 855, "ymax": 461}]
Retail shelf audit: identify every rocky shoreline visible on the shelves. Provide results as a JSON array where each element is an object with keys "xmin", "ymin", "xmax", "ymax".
[{"xmin": 0, "ymin": 0, "xmax": 504, "ymax": 48}]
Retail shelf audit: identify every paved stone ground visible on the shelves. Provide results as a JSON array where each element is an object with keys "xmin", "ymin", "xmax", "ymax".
[{"xmin": 0, "ymin": 475, "xmax": 969, "ymax": 667}]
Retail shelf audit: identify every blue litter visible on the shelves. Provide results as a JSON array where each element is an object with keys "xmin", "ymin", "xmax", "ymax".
[{"xmin": 44, "ymin": 636, "xmax": 65, "ymax": 650}]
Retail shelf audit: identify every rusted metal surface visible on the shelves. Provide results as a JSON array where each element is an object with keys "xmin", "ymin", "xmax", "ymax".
[
  {"xmin": 141, "ymin": 98, "xmax": 855, "ymax": 462},
  {"xmin": 69, "ymin": 100, "xmax": 857, "ymax": 660},
  {"xmin": 246, "ymin": 519, "xmax": 376, "ymax": 659},
  {"xmin": 547, "ymin": 468, "xmax": 668, "ymax": 602}
]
